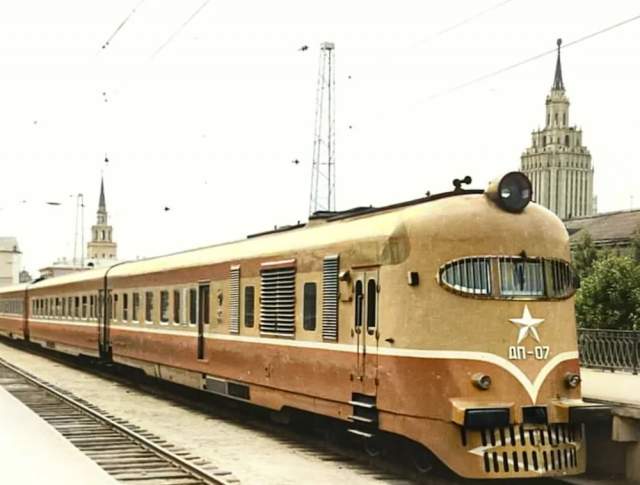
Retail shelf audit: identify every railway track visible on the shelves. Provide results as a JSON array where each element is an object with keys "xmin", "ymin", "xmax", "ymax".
[{"xmin": 0, "ymin": 357, "xmax": 238, "ymax": 485}]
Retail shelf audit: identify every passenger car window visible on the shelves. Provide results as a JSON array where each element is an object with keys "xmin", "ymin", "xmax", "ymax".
[
  {"xmin": 366, "ymin": 279, "xmax": 377, "ymax": 334},
  {"xmin": 244, "ymin": 286, "xmax": 255, "ymax": 328},
  {"xmin": 303, "ymin": 282, "xmax": 317, "ymax": 331}
]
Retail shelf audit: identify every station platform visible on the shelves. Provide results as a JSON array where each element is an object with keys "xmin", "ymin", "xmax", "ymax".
[
  {"xmin": 581, "ymin": 368, "xmax": 640, "ymax": 407},
  {"xmin": 0, "ymin": 385, "xmax": 116, "ymax": 485},
  {"xmin": 579, "ymin": 368, "xmax": 640, "ymax": 483}
]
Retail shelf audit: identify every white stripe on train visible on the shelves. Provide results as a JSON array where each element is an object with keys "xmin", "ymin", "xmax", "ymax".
[{"xmin": 25, "ymin": 318, "xmax": 578, "ymax": 403}]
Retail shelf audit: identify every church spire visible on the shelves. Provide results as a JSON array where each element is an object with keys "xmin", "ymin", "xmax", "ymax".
[
  {"xmin": 87, "ymin": 176, "xmax": 117, "ymax": 264},
  {"xmin": 552, "ymin": 38, "xmax": 565, "ymax": 91},
  {"xmin": 98, "ymin": 177, "xmax": 106, "ymax": 212}
]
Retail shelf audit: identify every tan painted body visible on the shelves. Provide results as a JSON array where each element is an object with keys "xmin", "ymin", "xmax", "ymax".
[{"xmin": 0, "ymin": 192, "xmax": 589, "ymax": 478}]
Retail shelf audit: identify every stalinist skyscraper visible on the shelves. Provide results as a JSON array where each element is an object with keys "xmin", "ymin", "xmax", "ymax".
[{"xmin": 520, "ymin": 39, "xmax": 594, "ymax": 220}]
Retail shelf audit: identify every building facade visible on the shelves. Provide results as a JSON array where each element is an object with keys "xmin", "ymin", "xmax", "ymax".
[
  {"xmin": 565, "ymin": 209, "xmax": 640, "ymax": 254},
  {"xmin": 520, "ymin": 39, "xmax": 594, "ymax": 220},
  {"xmin": 86, "ymin": 178, "xmax": 118, "ymax": 266},
  {"xmin": 39, "ymin": 258, "xmax": 84, "ymax": 279},
  {"xmin": 0, "ymin": 237, "xmax": 22, "ymax": 287}
]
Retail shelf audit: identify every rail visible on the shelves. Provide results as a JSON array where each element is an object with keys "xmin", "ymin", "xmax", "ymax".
[
  {"xmin": 0, "ymin": 357, "xmax": 231, "ymax": 484},
  {"xmin": 577, "ymin": 328, "xmax": 640, "ymax": 375}
]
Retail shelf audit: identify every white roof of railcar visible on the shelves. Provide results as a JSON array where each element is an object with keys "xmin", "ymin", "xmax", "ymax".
[
  {"xmin": 14, "ymin": 202, "xmax": 408, "ymax": 289},
  {"xmin": 0, "ymin": 282, "xmax": 28, "ymax": 296}
]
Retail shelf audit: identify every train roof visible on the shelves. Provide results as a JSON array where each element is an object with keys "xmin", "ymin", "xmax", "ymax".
[
  {"xmin": 0, "ymin": 282, "xmax": 28, "ymax": 296},
  {"xmin": 5, "ymin": 187, "xmax": 487, "ymax": 290}
]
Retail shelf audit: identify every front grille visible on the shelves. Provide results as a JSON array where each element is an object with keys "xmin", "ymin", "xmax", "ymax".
[{"xmin": 462, "ymin": 423, "xmax": 584, "ymax": 475}]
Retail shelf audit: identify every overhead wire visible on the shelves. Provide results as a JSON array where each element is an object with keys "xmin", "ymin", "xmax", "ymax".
[
  {"xmin": 410, "ymin": 0, "xmax": 516, "ymax": 48},
  {"xmin": 101, "ymin": 0, "xmax": 147, "ymax": 50},
  {"xmin": 151, "ymin": 0, "xmax": 212, "ymax": 59},
  {"xmin": 418, "ymin": 11, "xmax": 640, "ymax": 104}
]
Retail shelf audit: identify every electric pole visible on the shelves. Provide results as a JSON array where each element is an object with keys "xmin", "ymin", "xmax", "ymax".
[{"xmin": 309, "ymin": 42, "xmax": 336, "ymax": 215}]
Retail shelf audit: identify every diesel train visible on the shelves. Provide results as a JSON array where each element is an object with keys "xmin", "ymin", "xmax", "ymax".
[{"xmin": 0, "ymin": 172, "xmax": 599, "ymax": 478}]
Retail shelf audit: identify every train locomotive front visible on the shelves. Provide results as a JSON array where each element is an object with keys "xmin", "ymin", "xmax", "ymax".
[{"xmin": 372, "ymin": 172, "xmax": 594, "ymax": 478}]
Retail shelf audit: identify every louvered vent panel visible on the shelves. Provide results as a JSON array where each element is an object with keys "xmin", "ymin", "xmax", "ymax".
[
  {"xmin": 322, "ymin": 255, "xmax": 339, "ymax": 340},
  {"xmin": 260, "ymin": 267, "xmax": 296, "ymax": 336},
  {"xmin": 229, "ymin": 266, "xmax": 240, "ymax": 334}
]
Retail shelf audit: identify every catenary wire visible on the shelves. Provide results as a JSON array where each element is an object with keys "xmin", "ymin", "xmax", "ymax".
[
  {"xmin": 100, "ymin": 0, "xmax": 147, "ymax": 50},
  {"xmin": 410, "ymin": 0, "xmax": 517, "ymax": 48},
  {"xmin": 151, "ymin": 0, "xmax": 212, "ymax": 59},
  {"xmin": 418, "ymin": 11, "xmax": 640, "ymax": 104}
]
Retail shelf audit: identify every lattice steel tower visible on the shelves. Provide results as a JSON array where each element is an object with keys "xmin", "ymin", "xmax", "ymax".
[{"xmin": 309, "ymin": 42, "xmax": 336, "ymax": 215}]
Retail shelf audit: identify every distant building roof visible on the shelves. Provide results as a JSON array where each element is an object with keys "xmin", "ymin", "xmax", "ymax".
[
  {"xmin": 565, "ymin": 209, "xmax": 640, "ymax": 246},
  {"xmin": 0, "ymin": 237, "xmax": 20, "ymax": 253}
]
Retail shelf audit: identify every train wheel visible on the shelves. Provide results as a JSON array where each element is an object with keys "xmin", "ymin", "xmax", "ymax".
[{"xmin": 411, "ymin": 445, "xmax": 434, "ymax": 474}]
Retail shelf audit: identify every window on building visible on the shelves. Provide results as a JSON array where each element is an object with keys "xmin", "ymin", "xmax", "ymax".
[
  {"xmin": 303, "ymin": 282, "xmax": 317, "ymax": 331},
  {"xmin": 123, "ymin": 293, "xmax": 128, "ymax": 321},
  {"xmin": 173, "ymin": 290, "xmax": 181, "ymax": 324},
  {"xmin": 565, "ymin": 135, "xmax": 570, "ymax": 146},
  {"xmin": 145, "ymin": 291, "xmax": 154, "ymax": 322},
  {"xmin": 554, "ymin": 113, "xmax": 558, "ymax": 125},
  {"xmin": 74, "ymin": 297, "xmax": 80, "ymax": 318},
  {"xmin": 546, "ymin": 114, "xmax": 550, "ymax": 126},
  {"xmin": 68, "ymin": 297, "xmax": 73, "ymax": 318},
  {"xmin": 160, "ymin": 291, "xmax": 169, "ymax": 323},
  {"xmin": 61, "ymin": 297, "xmax": 66, "ymax": 317},
  {"xmin": 244, "ymin": 286, "xmax": 255, "ymax": 328},
  {"xmin": 563, "ymin": 113, "xmax": 566, "ymax": 125},
  {"xmin": 189, "ymin": 288, "xmax": 197, "ymax": 325},
  {"xmin": 133, "ymin": 292, "xmax": 140, "ymax": 322}
]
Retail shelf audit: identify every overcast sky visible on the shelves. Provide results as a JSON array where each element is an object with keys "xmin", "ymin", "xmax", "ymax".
[{"xmin": 1, "ymin": 0, "xmax": 639, "ymax": 274}]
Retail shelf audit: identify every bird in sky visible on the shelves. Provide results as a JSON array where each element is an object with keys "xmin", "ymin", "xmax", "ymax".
[
  {"xmin": 292, "ymin": 159, "xmax": 300, "ymax": 165},
  {"xmin": 298, "ymin": 45, "xmax": 308, "ymax": 51}
]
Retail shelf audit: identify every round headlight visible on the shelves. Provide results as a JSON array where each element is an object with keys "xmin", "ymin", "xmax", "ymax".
[{"xmin": 497, "ymin": 172, "xmax": 532, "ymax": 213}]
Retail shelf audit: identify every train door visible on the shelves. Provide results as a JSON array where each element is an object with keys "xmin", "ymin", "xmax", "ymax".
[
  {"xmin": 98, "ymin": 289, "xmax": 112, "ymax": 358},
  {"xmin": 352, "ymin": 268, "xmax": 380, "ymax": 395},
  {"xmin": 197, "ymin": 283, "xmax": 210, "ymax": 360}
]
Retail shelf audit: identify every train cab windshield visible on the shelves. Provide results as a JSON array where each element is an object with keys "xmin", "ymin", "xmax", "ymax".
[{"xmin": 439, "ymin": 256, "xmax": 575, "ymax": 300}]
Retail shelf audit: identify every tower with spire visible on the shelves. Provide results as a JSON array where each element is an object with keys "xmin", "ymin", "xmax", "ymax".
[
  {"xmin": 86, "ymin": 177, "xmax": 118, "ymax": 265},
  {"xmin": 520, "ymin": 39, "xmax": 595, "ymax": 220}
]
